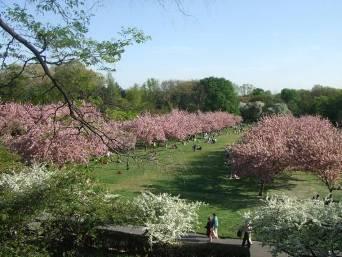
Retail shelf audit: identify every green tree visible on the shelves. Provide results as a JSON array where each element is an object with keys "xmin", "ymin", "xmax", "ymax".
[
  {"xmin": 240, "ymin": 101, "xmax": 265, "ymax": 122},
  {"xmin": 97, "ymin": 73, "xmax": 124, "ymax": 111},
  {"xmin": 53, "ymin": 61, "xmax": 104, "ymax": 101},
  {"xmin": 239, "ymin": 83, "xmax": 255, "ymax": 96},
  {"xmin": 169, "ymin": 80, "xmax": 198, "ymax": 111},
  {"xmin": 280, "ymin": 88, "xmax": 299, "ymax": 103},
  {"xmin": 198, "ymin": 77, "xmax": 239, "ymax": 113},
  {"xmin": 0, "ymin": 0, "xmax": 149, "ymax": 128},
  {"xmin": 314, "ymin": 92, "xmax": 342, "ymax": 126},
  {"xmin": 142, "ymin": 78, "xmax": 162, "ymax": 111},
  {"xmin": 124, "ymin": 84, "xmax": 146, "ymax": 110}
]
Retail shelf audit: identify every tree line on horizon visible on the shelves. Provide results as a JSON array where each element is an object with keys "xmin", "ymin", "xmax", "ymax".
[{"xmin": 1, "ymin": 61, "xmax": 341, "ymax": 125}]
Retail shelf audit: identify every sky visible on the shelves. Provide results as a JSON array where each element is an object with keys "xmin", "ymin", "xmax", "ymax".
[{"xmin": 89, "ymin": 1, "xmax": 342, "ymax": 91}]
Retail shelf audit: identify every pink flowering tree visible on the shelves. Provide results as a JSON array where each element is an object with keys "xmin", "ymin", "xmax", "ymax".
[
  {"xmin": 121, "ymin": 113, "xmax": 166, "ymax": 148},
  {"xmin": 160, "ymin": 110, "xmax": 194, "ymax": 141},
  {"xmin": 0, "ymin": 102, "xmax": 136, "ymax": 165},
  {"xmin": 230, "ymin": 115, "xmax": 342, "ymax": 195},
  {"xmin": 160, "ymin": 109, "xmax": 241, "ymax": 141},
  {"xmin": 0, "ymin": 102, "xmax": 241, "ymax": 165}
]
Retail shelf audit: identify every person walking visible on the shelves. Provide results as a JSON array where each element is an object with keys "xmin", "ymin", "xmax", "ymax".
[
  {"xmin": 241, "ymin": 221, "xmax": 252, "ymax": 248},
  {"xmin": 212, "ymin": 213, "xmax": 219, "ymax": 239},
  {"xmin": 205, "ymin": 217, "xmax": 212, "ymax": 239}
]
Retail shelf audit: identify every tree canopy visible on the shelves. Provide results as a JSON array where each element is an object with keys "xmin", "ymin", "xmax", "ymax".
[{"xmin": 198, "ymin": 77, "xmax": 240, "ymax": 114}]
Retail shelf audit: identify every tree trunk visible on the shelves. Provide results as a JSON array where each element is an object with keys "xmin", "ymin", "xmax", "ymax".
[{"xmin": 258, "ymin": 181, "xmax": 265, "ymax": 196}]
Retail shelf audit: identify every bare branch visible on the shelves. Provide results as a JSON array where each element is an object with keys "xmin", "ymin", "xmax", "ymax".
[
  {"xmin": 0, "ymin": 57, "xmax": 36, "ymax": 88},
  {"xmin": 1, "ymin": 37, "xmax": 14, "ymax": 69}
]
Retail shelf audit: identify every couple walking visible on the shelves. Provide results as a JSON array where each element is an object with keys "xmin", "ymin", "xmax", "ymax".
[{"xmin": 205, "ymin": 213, "xmax": 219, "ymax": 242}]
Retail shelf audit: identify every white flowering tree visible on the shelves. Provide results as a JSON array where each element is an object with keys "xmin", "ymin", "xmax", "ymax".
[
  {"xmin": 0, "ymin": 163, "xmax": 53, "ymax": 193},
  {"xmin": 0, "ymin": 164, "xmax": 120, "ymax": 257},
  {"xmin": 133, "ymin": 192, "xmax": 203, "ymax": 245},
  {"xmin": 244, "ymin": 195, "xmax": 342, "ymax": 257}
]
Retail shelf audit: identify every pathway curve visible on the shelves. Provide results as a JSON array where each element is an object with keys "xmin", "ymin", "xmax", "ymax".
[
  {"xmin": 182, "ymin": 233, "xmax": 287, "ymax": 257},
  {"xmin": 99, "ymin": 225, "xmax": 288, "ymax": 257}
]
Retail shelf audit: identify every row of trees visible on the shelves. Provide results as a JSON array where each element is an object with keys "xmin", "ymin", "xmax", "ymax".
[
  {"xmin": 280, "ymin": 85, "xmax": 342, "ymax": 125},
  {"xmin": 0, "ymin": 102, "xmax": 241, "ymax": 165},
  {"xmin": 229, "ymin": 115, "xmax": 342, "ymax": 195},
  {"xmin": 240, "ymin": 85, "xmax": 342, "ymax": 125},
  {"xmin": 0, "ymin": 63, "xmax": 240, "ymax": 116},
  {"xmin": 2, "ymin": 62, "xmax": 341, "ymax": 125}
]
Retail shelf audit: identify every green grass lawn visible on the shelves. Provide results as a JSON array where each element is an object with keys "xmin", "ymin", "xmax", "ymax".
[
  {"xmin": 87, "ymin": 129, "xmax": 342, "ymax": 238},
  {"xmin": 0, "ymin": 144, "xmax": 23, "ymax": 173},
  {"xmin": 1, "ymin": 130, "xmax": 340, "ymax": 238}
]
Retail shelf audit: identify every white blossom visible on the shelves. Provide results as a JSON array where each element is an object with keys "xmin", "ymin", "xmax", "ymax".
[
  {"xmin": 0, "ymin": 163, "xmax": 53, "ymax": 193},
  {"xmin": 244, "ymin": 194, "xmax": 342, "ymax": 257},
  {"xmin": 133, "ymin": 192, "xmax": 203, "ymax": 245}
]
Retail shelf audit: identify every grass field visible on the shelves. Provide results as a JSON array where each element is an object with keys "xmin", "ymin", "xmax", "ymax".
[
  {"xmin": 87, "ymin": 129, "xmax": 342, "ymax": 238},
  {"xmin": 1, "ymin": 129, "xmax": 340, "ymax": 238},
  {"xmin": 0, "ymin": 144, "xmax": 23, "ymax": 173}
]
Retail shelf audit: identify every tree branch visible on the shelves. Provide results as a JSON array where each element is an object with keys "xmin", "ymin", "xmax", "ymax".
[
  {"xmin": 0, "ymin": 16, "xmax": 124, "ymax": 154},
  {"xmin": 1, "ymin": 37, "xmax": 14, "ymax": 68}
]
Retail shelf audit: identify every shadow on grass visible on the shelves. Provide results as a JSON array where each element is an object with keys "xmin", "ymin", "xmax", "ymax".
[{"xmin": 146, "ymin": 150, "xmax": 299, "ymax": 211}]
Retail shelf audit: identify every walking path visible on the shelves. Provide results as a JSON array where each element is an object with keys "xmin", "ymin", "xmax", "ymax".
[{"xmin": 99, "ymin": 225, "xmax": 288, "ymax": 257}]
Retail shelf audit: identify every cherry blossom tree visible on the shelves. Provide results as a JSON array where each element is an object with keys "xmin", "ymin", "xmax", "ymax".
[
  {"xmin": 0, "ymin": 102, "xmax": 136, "ymax": 165},
  {"xmin": 159, "ymin": 109, "xmax": 241, "ymax": 141},
  {"xmin": 121, "ymin": 113, "xmax": 166, "ymax": 147},
  {"xmin": 230, "ymin": 115, "xmax": 342, "ymax": 195},
  {"xmin": 0, "ymin": 102, "xmax": 241, "ymax": 165}
]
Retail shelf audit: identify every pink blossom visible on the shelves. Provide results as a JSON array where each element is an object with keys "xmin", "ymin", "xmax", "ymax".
[{"xmin": 231, "ymin": 115, "xmax": 342, "ymax": 191}]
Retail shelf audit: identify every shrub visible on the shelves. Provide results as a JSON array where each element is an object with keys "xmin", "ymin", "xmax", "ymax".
[
  {"xmin": 0, "ymin": 165, "xmax": 119, "ymax": 256},
  {"xmin": 244, "ymin": 195, "xmax": 342, "ymax": 257},
  {"xmin": 132, "ymin": 192, "xmax": 203, "ymax": 245}
]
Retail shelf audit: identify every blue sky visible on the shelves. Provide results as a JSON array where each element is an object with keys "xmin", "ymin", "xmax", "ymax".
[{"xmin": 88, "ymin": 0, "xmax": 342, "ymax": 91}]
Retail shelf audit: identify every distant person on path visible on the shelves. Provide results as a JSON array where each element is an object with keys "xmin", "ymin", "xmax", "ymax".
[
  {"xmin": 212, "ymin": 213, "xmax": 219, "ymax": 239},
  {"xmin": 205, "ymin": 217, "xmax": 212, "ymax": 239},
  {"xmin": 241, "ymin": 221, "xmax": 252, "ymax": 248}
]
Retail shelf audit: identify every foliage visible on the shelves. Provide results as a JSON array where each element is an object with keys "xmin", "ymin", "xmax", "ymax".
[
  {"xmin": 105, "ymin": 109, "xmax": 137, "ymax": 121},
  {"xmin": 239, "ymin": 101, "xmax": 265, "ymax": 122},
  {"xmin": 132, "ymin": 192, "xmax": 203, "ymax": 245},
  {"xmin": 53, "ymin": 61, "xmax": 105, "ymax": 101},
  {"xmin": 0, "ymin": 163, "xmax": 52, "ymax": 192},
  {"xmin": 230, "ymin": 115, "xmax": 342, "ymax": 195},
  {"xmin": 198, "ymin": 77, "xmax": 240, "ymax": 114},
  {"xmin": 244, "ymin": 195, "xmax": 342, "ymax": 257},
  {"xmin": 120, "ymin": 78, "xmax": 241, "ymax": 114},
  {"xmin": 0, "ymin": 164, "xmax": 206, "ymax": 255},
  {"xmin": 264, "ymin": 103, "xmax": 291, "ymax": 115},
  {"xmin": 0, "ymin": 144, "xmax": 23, "ymax": 173},
  {"xmin": 0, "ymin": 164, "xmax": 120, "ymax": 257},
  {"xmin": 280, "ymin": 86, "xmax": 342, "ymax": 125},
  {"xmin": 0, "ymin": 0, "xmax": 149, "ymax": 72},
  {"xmin": 239, "ymin": 84, "xmax": 255, "ymax": 96}
]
